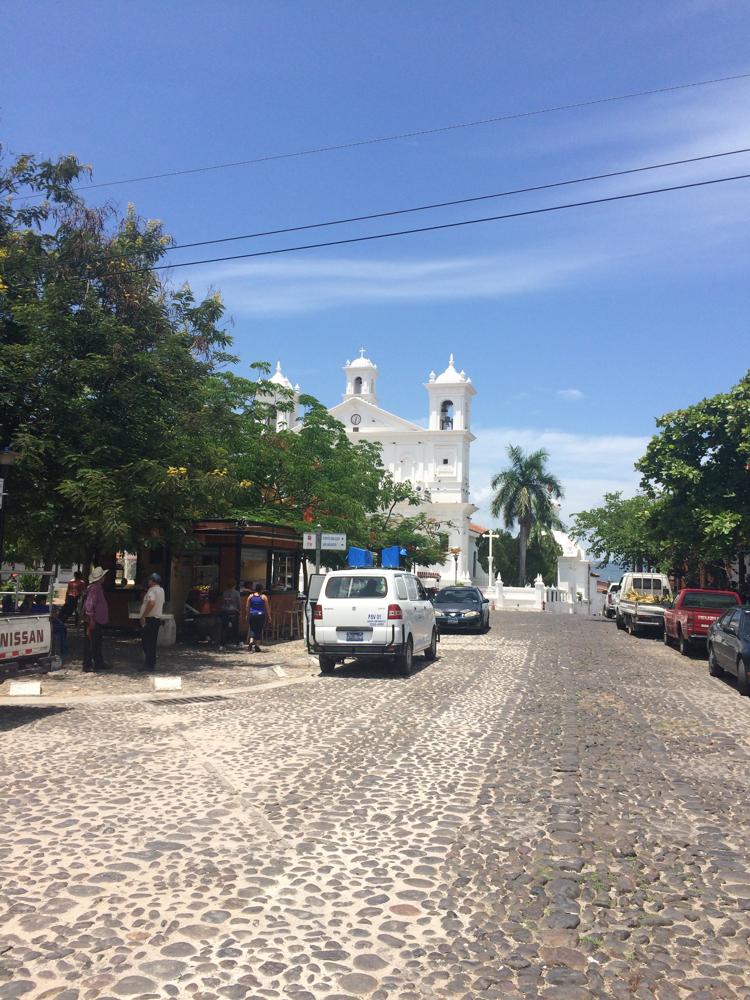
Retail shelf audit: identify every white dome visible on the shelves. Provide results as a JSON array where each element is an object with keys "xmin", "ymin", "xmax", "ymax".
[
  {"xmin": 346, "ymin": 353, "xmax": 377, "ymax": 370},
  {"xmin": 269, "ymin": 361, "xmax": 293, "ymax": 390},
  {"xmin": 434, "ymin": 353, "xmax": 468, "ymax": 384}
]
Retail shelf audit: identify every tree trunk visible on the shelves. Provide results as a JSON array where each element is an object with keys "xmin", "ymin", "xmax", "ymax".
[{"xmin": 519, "ymin": 524, "xmax": 528, "ymax": 585}]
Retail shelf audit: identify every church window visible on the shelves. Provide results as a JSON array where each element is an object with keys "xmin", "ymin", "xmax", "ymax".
[
  {"xmin": 442, "ymin": 458, "xmax": 449, "ymax": 466},
  {"xmin": 354, "ymin": 376, "xmax": 363, "ymax": 395},
  {"xmin": 440, "ymin": 400, "xmax": 454, "ymax": 430}
]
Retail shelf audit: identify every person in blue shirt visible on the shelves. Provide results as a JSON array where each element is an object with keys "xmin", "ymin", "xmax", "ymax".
[{"xmin": 246, "ymin": 584, "xmax": 272, "ymax": 653}]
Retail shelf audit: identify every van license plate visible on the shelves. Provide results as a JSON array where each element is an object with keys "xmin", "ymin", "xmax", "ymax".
[{"xmin": 346, "ymin": 631, "xmax": 364, "ymax": 642}]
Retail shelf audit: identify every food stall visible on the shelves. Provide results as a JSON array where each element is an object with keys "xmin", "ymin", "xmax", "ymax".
[{"xmin": 174, "ymin": 519, "xmax": 303, "ymax": 639}]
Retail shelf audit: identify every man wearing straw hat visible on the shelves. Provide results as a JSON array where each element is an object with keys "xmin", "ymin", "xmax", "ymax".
[{"xmin": 82, "ymin": 566, "xmax": 111, "ymax": 672}]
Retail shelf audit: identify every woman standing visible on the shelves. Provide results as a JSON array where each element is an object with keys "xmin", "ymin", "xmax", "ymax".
[{"xmin": 246, "ymin": 584, "xmax": 272, "ymax": 653}]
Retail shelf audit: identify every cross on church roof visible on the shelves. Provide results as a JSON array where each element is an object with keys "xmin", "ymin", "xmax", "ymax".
[{"xmin": 359, "ymin": 346, "xmax": 367, "ymax": 358}]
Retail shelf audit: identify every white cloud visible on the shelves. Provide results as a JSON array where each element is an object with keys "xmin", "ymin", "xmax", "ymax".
[
  {"xmin": 470, "ymin": 426, "xmax": 648, "ymax": 527},
  {"xmin": 171, "ymin": 248, "xmax": 608, "ymax": 317},
  {"xmin": 167, "ymin": 78, "xmax": 750, "ymax": 318},
  {"xmin": 556, "ymin": 388, "xmax": 584, "ymax": 401}
]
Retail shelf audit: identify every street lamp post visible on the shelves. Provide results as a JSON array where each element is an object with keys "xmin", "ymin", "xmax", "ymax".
[
  {"xmin": 0, "ymin": 449, "xmax": 20, "ymax": 571},
  {"xmin": 450, "ymin": 546, "xmax": 461, "ymax": 585}
]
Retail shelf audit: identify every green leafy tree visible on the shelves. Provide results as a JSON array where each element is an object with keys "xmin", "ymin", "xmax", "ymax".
[
  {"xmin": 365, "ymin": 475, "xmax": 449, "ymax": 568},
  {"xmin": 0, "ymin": 149, "xmax": 245, "ymax": 564},
  {"xmin": 490, "ymin": 445, "xmax": 563, "ymax": 585},
  {"xmin": 568, "ymin": 491, "xmax": 662, "ymax": 571},
  {"xmin": 476, "ymin": 529, "xmax": 561, "ymax": 585},
  {"xmin": 636, "ymin": 371, "xmax": 750, "ymax": 582}
]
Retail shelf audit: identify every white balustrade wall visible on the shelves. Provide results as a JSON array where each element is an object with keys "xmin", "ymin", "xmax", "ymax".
[{"xmin": 482, "ymin": 574, "xmax": 596, "ymax": 615}]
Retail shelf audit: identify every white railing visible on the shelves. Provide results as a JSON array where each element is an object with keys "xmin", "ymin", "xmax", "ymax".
[{"xmin": 483, "ymin": 574, "xmax": 587, "ymax": 614}]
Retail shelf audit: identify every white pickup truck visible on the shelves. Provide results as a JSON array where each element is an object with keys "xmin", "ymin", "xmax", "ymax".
[
  {"xmin": 1, "ymin": 572, "xmax": 56, "ymax": 671},
  {"xmin": 615, "ymin": 572, "xmax": 672, "ymax": 637},
  {"xmin": 0, "ymin": 613, "xmax": 53, "ymax": 668}
]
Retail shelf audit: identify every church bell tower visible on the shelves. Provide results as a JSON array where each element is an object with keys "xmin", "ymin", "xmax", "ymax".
[
  {"xmin": 343, "ymin": 349, "xmax": 378, "ymax": 404},
  {"xmin": 425, "ymin": 354, "xmax": 475, "ymax": 431}
]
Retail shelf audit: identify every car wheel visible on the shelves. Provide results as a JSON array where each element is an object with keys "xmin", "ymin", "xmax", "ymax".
[
  {"xmin": 678, "ymin": 630, "xmax": 691, "ymax": 657},
  {"xmin": 616, "ymin": 613, "xmax": 625, "ymax": 631},
  {"xmin": 319, "ymin": 655, "xmax": 336, "ymax": 675},
  {"xmin": 397, "ymin": 637, "xmax": 414, "ymax": 677},
  {"xmin": 738, "ymin": 658, "xmax": 750, "ymax": 697},
  {"xmin": 483, "ymin": 613, "xmax": 490, "ymax": 633},
  {"xmin": 663, "ymin": 628, "xmax": 672, "ymax": 646},
  {"xmin": 626, "ymin": 617, "xmax": 639, "ymax": 637},
  {"xmin": 423, "ymin": 628, "xmax": 438, "ymax": 662},
  {"xmin": 708, "ymin": 645, "xmax": 723, "ymax": 678}
]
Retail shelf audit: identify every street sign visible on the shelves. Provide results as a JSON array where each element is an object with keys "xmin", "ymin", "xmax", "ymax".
[{"xmin": 303, "ymin": 531, "xmax": 347, "ymax": 551}]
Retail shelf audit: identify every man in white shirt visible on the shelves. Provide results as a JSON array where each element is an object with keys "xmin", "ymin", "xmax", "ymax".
[{"xmin": 139, "ymin": 573, "xmax": 165, "ymax": 671}]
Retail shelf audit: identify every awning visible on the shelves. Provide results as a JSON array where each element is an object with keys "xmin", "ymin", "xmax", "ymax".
[{"xmin": 417, "ymin": 571, "xmax": 441, "ymax": 580}]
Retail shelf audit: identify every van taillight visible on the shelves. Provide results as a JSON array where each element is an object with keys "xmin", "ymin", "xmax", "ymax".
[
  {"xmin": 387, "ymin": 604, "xmax": 403, "ymax": 620},
  {"xmin": 313, "ymin": 604, "xmax": 323, "ymax": 620}
]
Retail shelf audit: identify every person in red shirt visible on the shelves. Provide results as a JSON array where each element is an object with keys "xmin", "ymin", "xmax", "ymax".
[{"xmin": 61, "ymin": 570, "xmax": 85, "ymax": 625}]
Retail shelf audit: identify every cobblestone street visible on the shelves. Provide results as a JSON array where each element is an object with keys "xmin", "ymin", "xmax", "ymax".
[{"xmin": 2, "ymin": 611, "xmax": 750, "ymax": 1000}]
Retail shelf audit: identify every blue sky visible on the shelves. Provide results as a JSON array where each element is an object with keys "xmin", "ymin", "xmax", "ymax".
[{"xmin": 3, "ymin": 0, "xmax": 749, "ymax": 526}]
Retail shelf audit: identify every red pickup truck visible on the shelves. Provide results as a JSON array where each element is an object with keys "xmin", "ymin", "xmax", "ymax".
[{"xmin": 663, "ymin": 588, "xmax": 742, "ymax": 655}]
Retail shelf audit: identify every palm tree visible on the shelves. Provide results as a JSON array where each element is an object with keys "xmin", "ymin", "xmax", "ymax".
[{"xmin": 490, "ymin": 445, "xmax": 564, "ymax": 585}]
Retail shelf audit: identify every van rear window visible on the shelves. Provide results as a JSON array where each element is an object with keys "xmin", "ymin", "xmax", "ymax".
[{"xmin": 325, "ymin": 576, "xmax": 388, "ymax": 599}]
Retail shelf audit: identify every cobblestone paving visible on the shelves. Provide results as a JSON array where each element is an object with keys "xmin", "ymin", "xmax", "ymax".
[
  {"xmin": 0, "ymin": 634, "xmax": 316, "ymax": 700},
  {"xmin": 1, "ymin": 613, "xmax": 750, "ymax": 999}
]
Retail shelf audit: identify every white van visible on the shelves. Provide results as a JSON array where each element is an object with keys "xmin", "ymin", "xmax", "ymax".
[{"xmin": 309, "ymin": 569, "xmax": 438, "ymax": 676}]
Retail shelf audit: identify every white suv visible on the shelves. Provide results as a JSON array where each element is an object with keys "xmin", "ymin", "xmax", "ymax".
[{"xmin": 309, "ymin": 569, "xmax": 438, "ymax": 676}]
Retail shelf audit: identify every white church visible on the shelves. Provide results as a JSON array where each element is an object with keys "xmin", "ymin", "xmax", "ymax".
[{"xmin": 268, "ymin": 351, "xmax": 485, "ymax": 586}]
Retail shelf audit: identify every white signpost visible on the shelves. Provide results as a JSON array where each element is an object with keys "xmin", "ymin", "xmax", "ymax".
[{"xmin": 303, "ymin": 530, "xmax": 347, "ymax": 572}]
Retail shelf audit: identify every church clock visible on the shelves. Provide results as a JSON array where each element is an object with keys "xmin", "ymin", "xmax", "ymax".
[{"xmin": 350, "ymin": 414, "xmax": 362, "ymax": 426}]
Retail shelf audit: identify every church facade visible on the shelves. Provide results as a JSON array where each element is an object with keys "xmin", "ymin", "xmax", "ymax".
[{"xmin": 270, "ymin": 352, "xmax": 482, "ymax": 585}]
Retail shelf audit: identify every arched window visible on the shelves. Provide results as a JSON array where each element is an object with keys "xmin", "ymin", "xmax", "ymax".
[
  {"xmin": 354, "ymin": 376, "xmax": 363, "ymax": 395},
  {"xmin": 440, "ymin": 400, "xmax": 454, "ymax": 430}
]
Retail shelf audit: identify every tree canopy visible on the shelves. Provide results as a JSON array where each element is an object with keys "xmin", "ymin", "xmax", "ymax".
[
  {"xmin": 636, "ymin": 371, "xmax": 750, "ymax": 581},
  {"xmin": 568, "ymin": 491, "xmax": 662, "ymax": 571},
  {"xmin": 476, "ymin": 528, "xmax": 561, "ymax": 586},
  {"xmin": 0, "ymin": 148, "xmax": 448, "ymax": 572},
  {"xmin": 570, "ymin": 372, "xmax": 750, "ymax": 586}
]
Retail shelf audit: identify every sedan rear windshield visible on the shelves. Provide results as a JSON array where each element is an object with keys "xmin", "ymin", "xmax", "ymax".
[
  {"xmin": 682, "ymin": 592, "xmax": 739, "ymax": 609},
  {"xmin": 435, "ymin": 589, "xmax": 480, "ymax": 604},
  {"xmin": 325, "ymin": 576, "xmax": 388, "ymax": 599}
]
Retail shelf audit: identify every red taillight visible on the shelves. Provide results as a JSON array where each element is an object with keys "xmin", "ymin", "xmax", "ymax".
[
  {"xmin": 387, "ymin": 603, "xmax": 403, "ymax": 620},
  {"xmin": 313, "ymin": 604, "xmax": 323, "ymax": 620}
]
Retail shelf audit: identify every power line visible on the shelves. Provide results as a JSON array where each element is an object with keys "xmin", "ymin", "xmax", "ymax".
[
  {"xmin": 118, "ymin": 171, "xmax": 750, "ymax": 275},
  {"xmin": 159, "ymin": 146, "xmax": 750, "ymax": 252},
  {"xmin": 20, "ymin": 70, "xmax": 750, "ymax": 200}
]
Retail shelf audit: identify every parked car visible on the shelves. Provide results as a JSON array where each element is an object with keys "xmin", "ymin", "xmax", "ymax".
[
  {"xmin": 604, "ymin": 582, "xmax": 621, "ymax": 619},
  {"xmin": 432, "ymin": 586, "xmax": 490, "ymax": 633},
  {"xmin": 664, "ymin": 588, "xmax": 742, "ymax": 655},
  {"xmin": 308, "ymin": 569, "xmax": 438, "ymax": 676},
  {"xmin": 616, "ymin": 572, "xmax": 672, "ymax": 636},
  {"xmin": 708, "ymin": 607, "xmax": 750, "ymax": 696}
]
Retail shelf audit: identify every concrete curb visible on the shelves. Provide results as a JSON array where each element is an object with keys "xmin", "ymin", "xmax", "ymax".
[{"xmin": 0, "ymin": 670, "xmax": 316, "ymax": 708}]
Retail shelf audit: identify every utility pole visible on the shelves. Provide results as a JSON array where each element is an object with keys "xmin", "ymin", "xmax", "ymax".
[{"xmin": 315, "ymin": 523, "xmax": 322, "ymax": 574}]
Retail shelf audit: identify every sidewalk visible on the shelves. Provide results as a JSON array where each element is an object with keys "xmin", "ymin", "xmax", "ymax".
[{"xmin": 0, "ymin": 629, "xmax": 319, "ymax": 701}]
